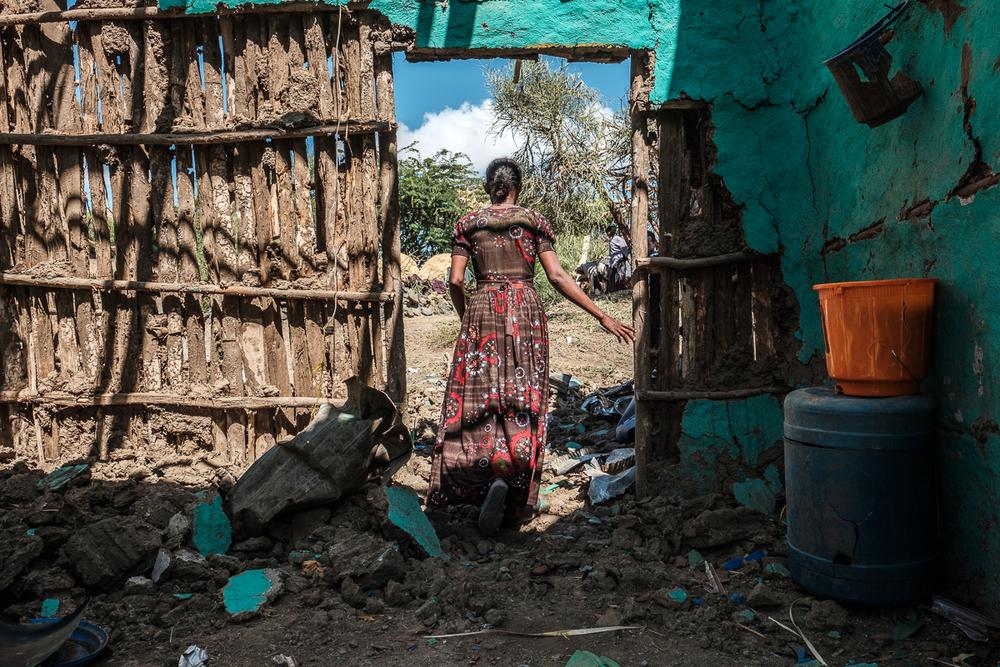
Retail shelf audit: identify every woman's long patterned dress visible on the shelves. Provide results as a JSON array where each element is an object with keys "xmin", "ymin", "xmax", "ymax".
[{"xmin": 427, "ymin": 205, "xmax": 555, "ymax": 510}]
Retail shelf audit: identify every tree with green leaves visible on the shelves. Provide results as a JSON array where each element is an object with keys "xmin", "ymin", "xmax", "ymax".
[
  {"xmin": 398, "ymin": 147, "xmax": 485, "ymax": 261},
  {"xmin": 486, "ymin": 60, "xmax": 631, "ymax": 238}
]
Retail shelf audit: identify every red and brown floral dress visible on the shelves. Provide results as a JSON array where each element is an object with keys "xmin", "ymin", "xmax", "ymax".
[{"xmin": 427, "ymin": 205, "xmax": 556, "ymax": 510}]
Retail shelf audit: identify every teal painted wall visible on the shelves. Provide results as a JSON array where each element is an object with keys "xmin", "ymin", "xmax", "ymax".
[{"xmin": 170, "ymin": 0, "xmax": 999, "ymax": 609}]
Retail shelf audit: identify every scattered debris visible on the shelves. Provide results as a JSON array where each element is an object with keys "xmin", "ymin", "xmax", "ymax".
[
  {"xmin": 424, "ymin": 625, "xmax": 641, "ymax": 639},
  {"xmin": 723, "ymin": 550, "xmax": 765, "ymax": 571},
  {"xmin": 585, "ymin": 462, "xmax": 636, "ymax": 504},
  {"xmin": 385, "ymin": 485, "xmax": 447, "ymax": 559},
  {"xmin": 0, "ymin": 601, "xmax": 86, "ymax": 667},
  {"xmin": 178, "ymin": 644, "xmax": 209, "ymax": 667},
  {"xmin": 39, "ymin": 599, "xmax": 60, "ymax": 617},
  {"xmin": 36, "ymin": 464, "xmax": 89, "ymax": 491},
  {"xmin": 270, "ymin": 655, "xmax": 297, "ymax": 667},
  {"xmin": 565, "ymin": 650, "xmax": 622, "ymax": 667},
  {"xmin": 931, "ymin": 595, "xmax": 999, "ymax": 642},
  {"xmin": 222, "ymin": 569, "xmax": 284, "ymax": 620},
  {"xmin": 227, "ymin": 380, "xmax": 412, "ymax": 529},
  {"xmin": 192, "ymin": 494, "xmax": 232, "ymax": 557}
]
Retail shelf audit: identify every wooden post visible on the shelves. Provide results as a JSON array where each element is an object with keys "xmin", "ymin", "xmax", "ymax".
[
  {"xmin": 375, "ymin": 20, "xmax": 405, "ymax": 406},
  {"xmin": 629, "ymin": 53, "xmax": 654, "ymax": 498}
]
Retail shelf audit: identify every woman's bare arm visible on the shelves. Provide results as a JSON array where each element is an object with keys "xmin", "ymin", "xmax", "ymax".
[
  {"xmin": 448, "ymin": 254, "xmax": 469, "ymax": 320},
  {"xmin": 538, "ymin": 250, "xmax": 635, "ymax": 343}
]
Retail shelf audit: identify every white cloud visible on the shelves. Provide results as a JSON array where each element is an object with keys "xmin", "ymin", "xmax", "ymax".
[{"xmin": 398, "ymin": 100, "xmax": 521, "ymax": 173}]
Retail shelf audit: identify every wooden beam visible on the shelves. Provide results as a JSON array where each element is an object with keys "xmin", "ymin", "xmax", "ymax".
[
  {"xmin": 635, "ymin": 252, "xmax": 760, "ymax": 271},
  {"xmin": 629, "ymin": 52, "xmax": 654, "ymax": 498},
  {"xmin": 0, "ymin": 390, "xmax": 350, "ymax": 411},
  {"xmin": 0, "ymin": 273, "xmax": 394, "ymax": 303},
  {"xmin": 0, "ymin": 120, "xmax": 392, "ymax": 147},
  {"xmin": 637, "ymin": 386, "xmax": 788, "ymax": 402},
  {"xmin": 0, "ymin": 2, "xmax": 367, "ymax": 27}
]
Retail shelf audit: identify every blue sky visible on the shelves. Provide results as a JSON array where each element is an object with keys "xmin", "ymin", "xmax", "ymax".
[{"xmin": 393, "ymin": 55, "xmax": 629, "ymax": 172}]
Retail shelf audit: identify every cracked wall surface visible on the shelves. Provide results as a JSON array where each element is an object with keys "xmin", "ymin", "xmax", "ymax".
[{"xmin": 164, "ymin": 0, "xmax": 1000, "ymax": 610}]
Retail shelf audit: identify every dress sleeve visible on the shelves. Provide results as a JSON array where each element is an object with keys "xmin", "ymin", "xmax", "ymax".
[
  {"xmin": 451, "ymin": 214, "xmax": 473, "ymax": 257},
  {"xmin": 535, "ymin": 211, "xmax": 556, "ymax": 253}
]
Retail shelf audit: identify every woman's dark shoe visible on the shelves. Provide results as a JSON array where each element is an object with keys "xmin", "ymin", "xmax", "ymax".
[{"xmin": 478, "ymin": 479, "xmax": 509, "ymax": 536}]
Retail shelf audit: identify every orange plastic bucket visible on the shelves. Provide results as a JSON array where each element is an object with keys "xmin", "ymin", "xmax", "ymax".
[{"xmin": 814, "ymin": 278, "xmax": 937, "ymax": 397}]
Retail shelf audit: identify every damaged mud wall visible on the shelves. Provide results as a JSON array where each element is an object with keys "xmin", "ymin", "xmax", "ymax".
[
  {"xmin": 659, "ymin": 1, "xmax": 999, "ymax": 611},
  {"xmin": 0, "ymin": 5, "xmax": 405, "ymax": 472}
]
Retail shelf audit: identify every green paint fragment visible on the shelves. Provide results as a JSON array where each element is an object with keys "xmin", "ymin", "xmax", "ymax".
[
  {"xmin": 687, "ymin": 549, "xmax": 705, "ymax": 569},
  {"xmin": 222, "ymin": 569, "xmax": 281, "ymax": 616},
  {"xmin": 37, "ymin": 463, "xmax": 88, "ymax": 491},
  {"xmin": 732, "ymin": 465, "xmax": 783, "ymax": 515},
  {"xmin": 566, "ymin": 440, "xmax": 582, "ymax": 449},
  {"xmin": 668, "ymin": 587, "xmax": 687, "ymax": 604},
  {"xmin": 385, "ymin": 485, "xmax": 447, "ymax": 559},
  {"xmin": 39, "ymin": 598, "xmax": 60, "ymax": 617},
  {"xmin": 765, "ymin": 562, "xmax": 791, "ymax": 577},
  {"xmin": 566, "ymin": 650, "xmax": 621, "ymax": 667},
  {"xmin": 193, "ymin": 494, "xmax": 232, "ymax": 557},
  {"xmin": 827, "ymin": 630, "xmax": 842, "ymax": 639},
  {"xmin": 26, "ymin": 528, "xmax": 37, "ymax": 536},
  {"xmin": 426, "ymin": 638, "xmax": 438, "ymax": 647},
  {"xmin": 740, "ymin": 609, "xmax": 755, "ymax": 621},
  {"xmin": 174, "ymin": 593, "xmax": 193, "ymax": 600}
]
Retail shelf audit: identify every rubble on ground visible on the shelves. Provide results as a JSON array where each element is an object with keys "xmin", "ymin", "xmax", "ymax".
[{"xmin": 0, "ymin": 375, "xmax": 989, "ymax": 666}]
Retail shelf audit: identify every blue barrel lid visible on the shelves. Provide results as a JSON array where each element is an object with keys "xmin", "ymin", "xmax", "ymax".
[{"xmin": 784, "ymin": 387, "xmax": 937, "ymax": 450}]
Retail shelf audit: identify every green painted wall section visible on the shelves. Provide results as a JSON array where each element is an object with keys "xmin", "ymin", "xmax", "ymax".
[{"xmin": 677, "ymin": 395, "xmax": 784, "ymax": 498}]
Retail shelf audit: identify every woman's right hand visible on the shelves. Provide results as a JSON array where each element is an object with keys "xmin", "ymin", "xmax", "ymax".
[{"xmin": 599, "ymin": 314, "xmax": 636, "ymax": 343}]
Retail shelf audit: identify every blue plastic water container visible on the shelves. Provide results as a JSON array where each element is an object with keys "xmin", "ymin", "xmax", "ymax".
[{"xmin": 784, "ymin": 387, "xmax": 938, "ymax": 605}]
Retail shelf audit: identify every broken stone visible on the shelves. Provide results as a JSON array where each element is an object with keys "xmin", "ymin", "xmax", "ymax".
[
  {"xmin": 415, "ymin": 598, "xmax": 440, "ymax": 626},
  {"xmin": 357, "ymin": 545, "xmax": 406, "ymax": 589},
  {"xmin": 340, "ymin": 577, "xmax": 367, "ymax": 609},
  {"xmin": 166, "ymin": 512, "xmax": 192, "ymax": 548},
  {"xmin": 385, "ymin": 580, "xmax": 412, "ymax": 607},
  {"xmin": 234, "ymin": 536, "xmax": 273, "ymax": 553},
  {"xmin": 484, "ymin": 608, "xmax": 504, "ymax": 626},
  {"xmin": 804, "ymin": 599, "xmax": 850, "ymax": 631},
  {"xmin": 363, "ymin": 597, "xmax": 386, "ymax": 615},
  {"xmin": 222, "ymin": 568, "xmax": 284, "ymax": 621},
  {"xmin": 22, "ymin": 566, "xmax": 75, "ymax": 595},
  {"xmin": 0, "ymin": 534, "xmax": 43, "ymax": 593},
  {"xmin": 61, "ymin": 516, "xmax": 161, "ymax": 587},
  {"xmin": 290, "ymin": 507, "xmax": 332, "ymax": 546},
  {"xmin": 285, "ymin": 575, "xmax": 311, "ymax": 594},
  {"xmin": 746, "ymin": 582, "xmax": 784, "ymax": 609},
  {"xmin": 683, "ymin": 507, "xmax": 769, "ymax": 548},
  {"xmin": 596, "ymin": 608, "xmax": 625, "ymax": 627},
  {"xmin": 0, "ymin": 473, "xmax": 42, "ymax": 503}
]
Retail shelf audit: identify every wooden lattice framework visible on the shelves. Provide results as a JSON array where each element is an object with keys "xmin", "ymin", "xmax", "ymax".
[
  {"xmin": 630, "ymin": 57, "xmax": 787, "ymax": 495},
  {"xmin": 0, "ymin": 1, "xmax": 405, "ymax": 466}
]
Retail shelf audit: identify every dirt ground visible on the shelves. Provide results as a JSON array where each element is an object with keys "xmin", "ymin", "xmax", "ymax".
[{"xmin": 1, "ymin": 299, "xmax": 998, "ymax": 667}]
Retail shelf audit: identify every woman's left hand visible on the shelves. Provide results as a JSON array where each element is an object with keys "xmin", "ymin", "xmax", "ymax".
[{"xmin": 599, "ymin": 314, "xmax": 636, "ymax": 343}]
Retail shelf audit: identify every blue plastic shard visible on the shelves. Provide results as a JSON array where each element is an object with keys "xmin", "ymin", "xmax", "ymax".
[{"xmin": 385, "ymin": 485, "xmax": 447, "ymax": 559}]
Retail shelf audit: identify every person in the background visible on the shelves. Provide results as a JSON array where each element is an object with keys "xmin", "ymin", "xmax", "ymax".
[
  {"xmin": 427, "ymin": 158, "xmax": 635, "ymax": 535},
  {"xmin": 606, "ymin": 224, "xmax": 630, "ymax": 293}
]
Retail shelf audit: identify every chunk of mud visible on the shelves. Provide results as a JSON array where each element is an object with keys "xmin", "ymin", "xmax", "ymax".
[
  {"xmin": 61, "ymin": 516, "xmax": 162, "ymax": 586},
  {"xmin": 100, "ymin": 23, "xmax": 134, "ymax": 57},
  {"xmin": 0, "ymin": 472, "xmax": 41, "ymax": 503},
  {"xmin": 683, "ymin": 507, "xmax": 770, "ymax": 548},
  {"xmin": 0, "ymin": 534, "xmax": 43, "ymax": 593},
  {"xmin": 804, "ymin": 599, "xmax": 850, "ymax": 631}
]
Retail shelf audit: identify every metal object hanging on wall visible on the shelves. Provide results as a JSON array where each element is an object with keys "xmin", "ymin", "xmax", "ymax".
[{"xmin": 824, "ymin": 1, "xmax": 923, "ymax": 127}]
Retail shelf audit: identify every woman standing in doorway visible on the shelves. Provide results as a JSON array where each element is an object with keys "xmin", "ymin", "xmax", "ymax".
[{"xmin": 427, "ymin": 158, "xmax": 635, "ymax": 535}]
